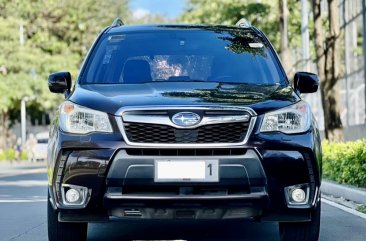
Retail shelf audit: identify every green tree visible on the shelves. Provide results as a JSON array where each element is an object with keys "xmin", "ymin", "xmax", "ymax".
[
  {"xmin": 180, "ymin": 0, "xmax": 301, "ymax": 55},
  {"xmin": 181, "ymin": 0, "xmax": 278, "ymax": 45},
  {"xmin": 0, "ymin": 0, "xmax": 129, "ymax": 149}
]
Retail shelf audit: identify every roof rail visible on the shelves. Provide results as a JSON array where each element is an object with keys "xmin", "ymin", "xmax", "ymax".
[
  {"xmin": 111, "ymin": 18, "xmax": 124, "ymax": 27},
  {"xmin": 235, "ymin": 18, "xmax": 251, "ymax": 28}
]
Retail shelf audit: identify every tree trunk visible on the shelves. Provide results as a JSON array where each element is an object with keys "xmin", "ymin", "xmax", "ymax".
[
  {"xmin": 0, "ymin": 112, "xmax": 9, "ymax": 150},
  {"xmin": 279, "ymin": 0, "xmax": 293, "ymax": 78},
  {"xmin": 324, "ymin": 0, "xmax": 343, "ymax": 141},
  {"xmin": 312, "ymin": 0, "xmax": 343, "ymax": 141},
  {"xmin": 0, "ymin": 113, "xmax": 3, "ymax": 151},
  {"xmin": 312, "ymin": 0, "xmax": 327, "ymax": 132}
]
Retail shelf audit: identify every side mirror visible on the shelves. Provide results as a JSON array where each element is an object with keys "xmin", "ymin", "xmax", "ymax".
[
  {"xmin": 294, "ymin": 72, "xmax": 319, "ymax": 94},
  {"xmin": 48, "ymin": 72, "xmax": 72, "ymax": 94}
]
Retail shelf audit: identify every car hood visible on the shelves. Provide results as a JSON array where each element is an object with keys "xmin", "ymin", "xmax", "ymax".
[{"xmin": 69, "ymin": 82, "xmax": 300, "ymax": 116}]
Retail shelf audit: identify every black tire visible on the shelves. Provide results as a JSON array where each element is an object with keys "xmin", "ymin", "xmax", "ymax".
[
  {"xmin": 279, "ymin": 202, "xmax": 321, "ymax": 241},
  {"xmin": 47, "ymin": 192, "xmax": 88, "ymax": 241}
]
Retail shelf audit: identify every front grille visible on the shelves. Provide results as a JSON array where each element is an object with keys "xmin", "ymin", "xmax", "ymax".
[
  {"xmin": 123, "ymin": 185, "xmax": 250, "ymax": 196},
  {"xmin": 124, "ymin": 122, "xmax": 250, "ymax": 144}
]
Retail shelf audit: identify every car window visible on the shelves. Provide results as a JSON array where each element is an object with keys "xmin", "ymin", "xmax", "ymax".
[
  {"xmin": 37, "ymin": 139, "xmax": 48, "ymax": 144},
  {"xmin": 82, "ymin": 29, "xmax": 285, "ymax": 85}
]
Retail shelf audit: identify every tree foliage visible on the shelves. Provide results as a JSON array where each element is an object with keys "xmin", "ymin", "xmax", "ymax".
[
  {"xmin": 0, "ymin": 0, "xmax": 130, "ymax": 110},
  {"xmin": 0, "ymin": 0, "xmax": 129, "ymax": 149},
  {"xmin": 180, "ymin": 0, "xmax": 301, "ymax": 53},
  {"xmin": 181, "ymin": 0, "xmax": 278, "ymax": 47}
]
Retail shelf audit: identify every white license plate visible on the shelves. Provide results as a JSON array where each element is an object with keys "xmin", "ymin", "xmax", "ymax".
[{"xmin": 155, "ymin": 160, "xmax": 219, "ymax": 182}]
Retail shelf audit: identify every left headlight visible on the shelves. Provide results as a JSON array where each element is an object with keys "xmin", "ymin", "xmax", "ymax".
[
  {"xmin": 59, "ymin": 101, "xmax": 112, "ymax": 134},
  {"xmin": 260, "ymin": 101, "xmax": 311, "ymax": 134}
]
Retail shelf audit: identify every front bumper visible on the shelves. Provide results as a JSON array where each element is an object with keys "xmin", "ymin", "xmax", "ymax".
[
  {"xmin": 48, "ymin": 126, "xmax": 321, "ymax": 222},
  {"xmin": 102, "ymin": 149, "xmax": 268, "ymax": 220}
]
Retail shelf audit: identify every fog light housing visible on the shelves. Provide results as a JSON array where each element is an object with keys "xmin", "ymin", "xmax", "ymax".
[
  {"xmin": 61, "ymin": 184, "xmax": 91, "ymax": 208},
  {"xmin": 284, "ymin": 184, "xmax": 310, "ymax": 206}
]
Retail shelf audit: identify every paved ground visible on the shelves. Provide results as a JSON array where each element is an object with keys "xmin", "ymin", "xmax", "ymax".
[{"xmin": 0, "ymin": 162, "xmax": 366, "ymax": 241}]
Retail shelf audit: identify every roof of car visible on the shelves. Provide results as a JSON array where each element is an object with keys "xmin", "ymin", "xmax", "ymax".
[{"xmin": 106, "ymin": 24, "xmax": 255, "ymax": 34}]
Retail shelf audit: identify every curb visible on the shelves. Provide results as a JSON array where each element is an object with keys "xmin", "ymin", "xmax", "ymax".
[
  {"xmin": 0, "ymin": 161, "xmax": 47, "ymax": 178},
  {"xmin": 0, "ymin": 167, "xmax": 47, "ymax": 178},
  {"xmin": 0, "ymin": 160, "xmax": 45, "ymax": 166},
  {"xmin": 321, "ymin": 180, "xmax": 366, "ymax": 205},
  {"xmin": 0, "ymin": 160, "xmax": 29, "ymax": 166}
]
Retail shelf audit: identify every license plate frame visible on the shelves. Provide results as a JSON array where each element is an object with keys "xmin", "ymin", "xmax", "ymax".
[{"xmin": 154, "ymin": 159, "xmax": 219, "ymax": 182}]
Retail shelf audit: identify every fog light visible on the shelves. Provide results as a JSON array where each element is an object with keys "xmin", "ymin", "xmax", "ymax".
[
  {"xmin": 65, "ymin": 188, "xmax": 80, "ymax": 203},
  {"xmin": 284, "ymin": 183, "xmax": 310, "ymax": 206},
  {"xmin": 291, "ymin": 188, "xmax": 306, "ymax": 203},
  {"xmin": 61, "ymin": 184, "xmax": 91, "ymax": 208}
]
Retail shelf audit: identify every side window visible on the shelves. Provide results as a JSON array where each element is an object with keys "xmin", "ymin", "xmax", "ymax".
[{"xmin": 86, "ymin": 43, "xmax": 120, "ymax": 83}]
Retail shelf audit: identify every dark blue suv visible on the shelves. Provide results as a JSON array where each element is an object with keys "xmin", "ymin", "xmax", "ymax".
[{"xmin": 47, "ymin": 18, "xmax": 322, "ymax": 241}]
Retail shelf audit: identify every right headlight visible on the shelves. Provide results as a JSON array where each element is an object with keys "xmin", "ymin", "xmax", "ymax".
[
  {"xmin": 59, "ymin": 101, "xmax": 112, "ymax": 134},
  {"xmin": 260, "ymin": 101, "xmax": 311, "ymax": 134}
]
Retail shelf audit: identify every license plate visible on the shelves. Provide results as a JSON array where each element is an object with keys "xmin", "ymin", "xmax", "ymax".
[{"xmin": 155, "ymin": 159, "xmax": 219, "ymax": 182}]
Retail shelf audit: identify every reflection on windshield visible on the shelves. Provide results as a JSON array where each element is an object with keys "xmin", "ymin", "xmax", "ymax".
[
  {"xmin": 219, "ymin": 31, "xmax": 266, "ymax": 56},
  {"xmin": 162, "ymin": 84, "xmax": 296, "ymax": 105}
]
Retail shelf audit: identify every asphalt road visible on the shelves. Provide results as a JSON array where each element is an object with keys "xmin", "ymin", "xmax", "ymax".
[{"xmin": 0, "ymin": 163, "xmax": 366, "ymax": 241}]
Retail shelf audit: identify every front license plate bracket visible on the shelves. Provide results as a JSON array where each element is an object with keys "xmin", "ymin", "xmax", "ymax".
[{"xmin": 154, "ymin": 159, "xmax": 219, "ymax": 182}]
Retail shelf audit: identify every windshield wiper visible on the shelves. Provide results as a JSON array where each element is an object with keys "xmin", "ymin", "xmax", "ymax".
[{"xmin": 152, "ymin": 79, "xmax": 208, "ymax": 83}]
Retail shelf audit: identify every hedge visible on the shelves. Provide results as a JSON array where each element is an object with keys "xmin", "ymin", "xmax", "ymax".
[
  {"xmin": 0, "ymin": 149, "xmax": 16, "ymax": 161},
  {"xmin": 322, "ymin": 139, "xmax": 366, "ymax": 188},
  {"xmin": 0, "ymin": 149, "xmax": 28, "ymax": 161}
]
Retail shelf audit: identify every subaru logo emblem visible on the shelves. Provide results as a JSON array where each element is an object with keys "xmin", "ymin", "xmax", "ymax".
[{"xmin": 172, "ymin": 112, "xmax": 201, "ymax": 127}]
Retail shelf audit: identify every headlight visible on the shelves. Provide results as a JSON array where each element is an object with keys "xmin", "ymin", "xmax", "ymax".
[
  {"xmin": 260, "ymin": 101, "xmax": 311, "ymax": 134},
  {"xmin": 59, "ymin": 101, "xmax": 112, "ymax": 134}
]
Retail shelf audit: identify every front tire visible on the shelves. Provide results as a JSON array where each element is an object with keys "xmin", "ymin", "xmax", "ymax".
[
  {"xmin": 47, "ymin": 192, "xmax": 88, "ymax": 241},
  {"xmin": 279, "ymin": 202, "xmax": 321, "ymax": 241}
]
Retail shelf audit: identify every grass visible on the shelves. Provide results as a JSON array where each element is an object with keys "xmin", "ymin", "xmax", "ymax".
[{"xmin": 356, "ymin": 205, "xmax": 366, "ymax": 214}]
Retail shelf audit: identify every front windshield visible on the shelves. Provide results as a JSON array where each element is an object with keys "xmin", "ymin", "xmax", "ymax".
[{"xmin": 81, "ymin": 28, "xmax": 285, "ymax": 85}]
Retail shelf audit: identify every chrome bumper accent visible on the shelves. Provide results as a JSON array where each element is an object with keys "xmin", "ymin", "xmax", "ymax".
[{"xmin": 105, "ymin": 192, "xmax": 267, "ymax": 201}]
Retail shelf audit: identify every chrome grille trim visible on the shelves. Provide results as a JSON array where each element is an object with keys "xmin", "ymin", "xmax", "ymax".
[
  {"xmin": 122, "ymin": 113, "xmax": 250, "ymax": 129},
  {"xmin": 115, "ymin": 106, "xmax": 257, "ymax": 147}
]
